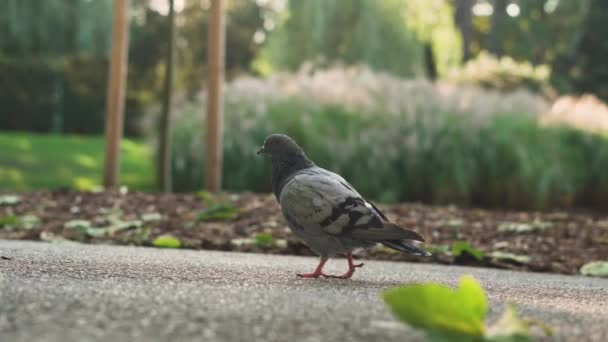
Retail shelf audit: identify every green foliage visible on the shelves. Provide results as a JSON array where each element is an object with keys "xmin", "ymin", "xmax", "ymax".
[
  {"xmin": 0, "ymin": 214, "xmax": 40, "ymax": 231},
  {"xmin": 448, "ymin": 52, "xmax": 551, "ymax": 93},
  {"xmin": 64, "ymin": 215, "xmax": 142, "ymax": 240},
  {"xmin": 0, "ymin": 215, "xmax": 19, "ymax": 229},
  {"xmin": 177, "ymin": 0, "xmax": 269, "ymax": 95},
  {"xmin": 490, "ymin": 252, "xmax": 531, "ymax": 265},
  {"xmin": 196, "ymin": 191, "xmax": 240, "ymax": 221},
  {"xmin": 0, "ymin": 0, "xmax": 112, "ymax": 57},
  {"xmin": 383, "ymin": 275, "xmax": 487, "ymax": 340},
  {"xmin": 469, "ymin": 0, "xmax": 589, "ymax": 67},
  {"xmin": 0, "ymin": 0, "xmax": 269, "ymax": 135},
  {"xmin": 152, "ymin": 235, "xmax": 181, "ymax": 249},
  {"xmin": 165, "ymin": 68, "xmax": 608, "ymax": 209},
  {"xmin": 452, "ymin": 242, "xmax": 485, "ymax": 261},
  {"xmin": 0, "ymin": 1, "xmax": 165, "ymax": 136},
  {"xmin": 485, "ymin": 306, "xmax": 533, "ymax": 341},
  {"xmin": 254, "ymin": 233, "xmax": 274, "ymax": 248},
  {"xmin": 580, "ymin": 261, "xmax": 608, "ymax": 278},
  {"xmin": 197, "ymin": 204, "xmax": 240, "ymax": 222},
  {"xmin": 0, "ymin": 195, "xmax": 20, "ymax": 205},
  {"xmin": 498, "ymin": 221, "xmax": 553, "ymax": 233},
  {"xmin": 0, "ymin": 132, "xmax": 153, "ymax": 191},
  {"xmin": 554, "ymin": 0, "xmax": 608, "ymax": 102},
  {"xmin": 383, "ymin": 276, "xmax": 539, "ymax": 341},
  {"xmin": 425, "ymin": 245, "xmax": 450, "ymax": 256},
  {"xmin": 260, "ymin": 0, "xmax": 460, "ymax": 77}
]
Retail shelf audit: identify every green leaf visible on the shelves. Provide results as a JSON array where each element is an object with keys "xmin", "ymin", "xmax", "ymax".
[
  {"xmin": 383, "ymin": 275, "xmax": 487, "ymax": 340},
  {"xmin": 0, "ymin": 195, "xmax": 20, "ymax": 205},
  {"xmin": 426, "ymin": 244, "xmax": 450, "ymax": 255},
  {"xmin": 254, "ymin": 233, "xmax": 274, "ymax": 247},
  {"xmin": 111, "ymin": 219, "xmax": 143, "ymax": 232},
  {"xmin": 444, "ymin": 219, "xmax": 465, "ymax": 227},
  {"xmin": 0, "ymin": 214, "xmax": 40, "ymax": 231},
  {"xmin": 498, "ymin": 221, "xmax": 553, "ymax": 233},
  {"xmin": 86, "ymin": 228, "xmax": 108, "ymax": 238},
  {"xmin": 198, "ymin": 204, "xmax": 239, "ymax": 221},
  {"xmin": 580, "ymin": 261, "xmax": 608, "ymax": 277},
  {"xmin": 195, "ymin": 190, "xmax": 215, "ymax": 205},
  {"xmin": 19, "ymin": 215, "xmax": 40, "ymax": 229},
  {"xmin": 0, "ymin": 214, "xmax": 19, "ymax": 229},
  {"xmin": 141, "ymin": 212, "xmax": 162, "ymax": 222},
  {"xmin": 452, "ymin": 241, "xmax": 485, "ymax": 261},
  {"xmin": 152, "ymin": 235, "xmax": 181, "ymax": 248},
  {"xmin": 64, "ymin": 219, "xmax": 92, "ymax": 231},
  {"xmin": 490, "ymin": 252, "xmax": 531, "ymax": 265},
  {"xmin": 486, "ymin": 305, "xmax": 532, "ymax": 342},
  {"xmin": 40, "ymin": 231, "xmax": 79, "ymax": 244}
]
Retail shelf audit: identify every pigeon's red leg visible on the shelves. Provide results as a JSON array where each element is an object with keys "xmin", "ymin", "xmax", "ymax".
[
  {"xmin": 325, "ymin": 253, "xmax": 364, "ymax": 279},
  {"xmin": 297, "ymin": 256, "xmax": 329, "ymax": 278}
]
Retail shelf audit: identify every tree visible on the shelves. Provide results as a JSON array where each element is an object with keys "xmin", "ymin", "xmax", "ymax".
[
  {"xmin": 261, "ymin": 0, "xmax": 460, "ymax": 78},
  {"xmin": 177, "ymin": 0, "xmax": 268, "ymax": 97},
  {"xmin": 558, "ymin": 0, "xmax": 608, "ymax": 101},
  {"xmin": 0, "ymin": 0, "xmax": 112, "ymax": 57},
  {"xmin": 489, "ymin": 0, "xmax": 507, "ymax": 57},
  {"xmin": 157, "ymin": 0, "xmax": 175, "ymax": 193},
  {"xmin": 453, "ymin": 0, "xmax": 473, "ymax": 62}
]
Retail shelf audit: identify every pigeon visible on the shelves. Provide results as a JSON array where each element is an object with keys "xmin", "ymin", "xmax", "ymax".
[{"xmin": 257, "ymin": 134, "xmax": 429, "ymax": 279}]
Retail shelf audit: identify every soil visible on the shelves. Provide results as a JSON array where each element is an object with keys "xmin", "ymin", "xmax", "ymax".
[{"xmin": 1, "ymin": 190, "xmax": 607, "ymax": 275}]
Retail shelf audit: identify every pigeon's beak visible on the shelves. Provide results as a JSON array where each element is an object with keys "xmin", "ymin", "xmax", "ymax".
[{"xmin": 256, "ymin": 146, "xmax": 265, "ymax": 155}]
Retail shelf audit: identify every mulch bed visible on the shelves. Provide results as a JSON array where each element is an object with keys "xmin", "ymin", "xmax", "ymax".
[{"xmin": 1, "ymin": 190, "xmax": 607, "ymax": 275}]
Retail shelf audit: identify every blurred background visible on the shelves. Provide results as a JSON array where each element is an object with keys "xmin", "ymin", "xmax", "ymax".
[{"xmin": 1, "ymin": 0, "xmax": 608, "ymax": 210}]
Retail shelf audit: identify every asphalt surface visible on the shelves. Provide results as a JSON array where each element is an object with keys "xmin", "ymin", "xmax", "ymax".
[{"xmin": 0, "ymin": 240, "xmax": 607, "ymax": 342}]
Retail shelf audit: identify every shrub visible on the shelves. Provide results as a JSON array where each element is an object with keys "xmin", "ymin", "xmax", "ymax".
[
  {"xmin": 447, "ymin": 52, "xmax": 551, "ymax": 94},
  {"xmin": 0, "ymin": 57, "xmax": 147, "ymax": 136},
  {"xmin": 158, "ymin": 66, "xmax": 608, "ymax": 209}
]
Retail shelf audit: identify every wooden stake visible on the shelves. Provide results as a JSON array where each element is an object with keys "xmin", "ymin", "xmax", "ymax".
[
  {"xmin": 205, "ymin": 0, "xmax": 226, "ymax": 192},
  {"xmin": 103, "ymin": 0, "xmax": 130, "ymax": 189}
]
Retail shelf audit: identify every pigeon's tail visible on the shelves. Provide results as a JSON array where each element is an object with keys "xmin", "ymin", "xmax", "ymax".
[{"xmin": 381, "ymin": 240, "xmax": 431, "ymax": 257}]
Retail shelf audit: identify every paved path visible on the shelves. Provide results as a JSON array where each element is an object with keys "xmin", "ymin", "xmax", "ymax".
[{"xmin": 0, "ymin": 240, "xmax": 607, "ymax": 342}]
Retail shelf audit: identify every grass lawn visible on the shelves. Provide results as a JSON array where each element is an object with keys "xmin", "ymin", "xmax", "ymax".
[{"xmin": 0, "ymin": 131, "xmax": 154, "ymax": 191}]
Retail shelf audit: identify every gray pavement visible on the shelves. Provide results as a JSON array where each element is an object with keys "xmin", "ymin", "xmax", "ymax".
[{"xmin": 0, "ymin": 240, "xmax": 607, "ymax": 342}]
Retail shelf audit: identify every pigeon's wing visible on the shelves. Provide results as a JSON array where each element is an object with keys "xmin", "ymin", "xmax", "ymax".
[{"xmin": 279, "ymin": 168, "xmax": 423, "ymax": 241}]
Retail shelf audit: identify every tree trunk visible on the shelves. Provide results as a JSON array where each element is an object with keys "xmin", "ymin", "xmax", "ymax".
[
  {"xmin": 157, "ymin": 0, "xmax": 176, "ymax": 193},
  {"xmin": 489, "ymin": 0, "xmax": 508, "ymax": 57},
  {"xmin": 424, "ymin": 43, "xmax": 438, "ymax": 81},
  {"xmin": 453, "ymin": 0, "xmax": 473, "ymax": 62}
]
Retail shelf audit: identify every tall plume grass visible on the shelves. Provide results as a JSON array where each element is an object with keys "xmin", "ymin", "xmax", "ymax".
[{"xmin": 157, "ymin": 65, "xmax": 608, "ymax": 209}]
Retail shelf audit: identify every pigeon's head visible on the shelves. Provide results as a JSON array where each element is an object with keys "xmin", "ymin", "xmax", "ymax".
[{"xmin": 257, "ymin": 134, "xmax": 305, "ymax": 159}]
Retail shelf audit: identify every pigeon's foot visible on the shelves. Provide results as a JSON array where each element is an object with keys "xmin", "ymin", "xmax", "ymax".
[
  {"xmin": 296, "ymin": 254, "xmax": 364, "ymax": 279},
  {"xmin": 296, "ymin": 256, "xmax": 329, "ymax": 279},
  {"xmin": 324, "ymin": 260, "xmax": 364, "ymax": 279},
  {"xmin": 297, "ymin": 272, "xmax": 330, "ymax": 278}
]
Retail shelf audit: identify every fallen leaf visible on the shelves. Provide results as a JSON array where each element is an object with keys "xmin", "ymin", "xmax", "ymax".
[
  {"xmin": 141, "ymin": 212, "xmax": 162, "ymax": 222},
  {"xmin": 254, "ymin": 233, "xmax": 274, "ymax": 248},
  {"xmin": 152, "ymin": 235, "xmax": 181, "ymax": 248},
  {"xmin": 64, "ymin": 220, "xmax": 92, "ymax": 230},
  {"xmin": 0, "ymin": 195, "xmax": 20, "ymax": 205},
  {"xmin": 498, "ymin": 220, "xmax": 553, "ymax": 233},
  {"xmin": 198, "ymin": 204, "xmax": 239, "ymax": 221},
  {"xmin": 490, "ymin": 251, "xmax": 531, "ymax": 264},
  {"xmin": 580, "ymin": 261, "xmax": 608, "ymax": 277},
  {"xmin": 383, "ymin": 275, "xmax": 487, "ymax": 340},
  {"xmin": 452, "ymin": 241, "xmax": 485, "ymax": 261},
  {"xmin": 486, "ymin": 305, "xmax": 531, "ymax": 341}
]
